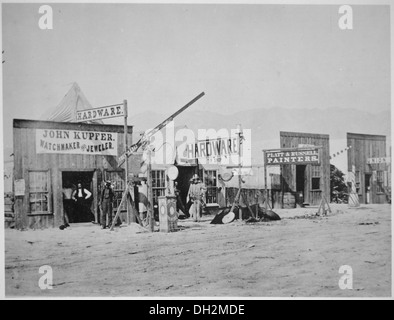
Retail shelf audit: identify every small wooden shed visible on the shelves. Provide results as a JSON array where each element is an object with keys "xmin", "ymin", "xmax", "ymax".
[
  {"xmin": 13, "ymin": 119, "xmax": 134, "ymax": 229},
  {"xmin": 279, "ymin": 131, "xmax": 330, "ymax": 206}
]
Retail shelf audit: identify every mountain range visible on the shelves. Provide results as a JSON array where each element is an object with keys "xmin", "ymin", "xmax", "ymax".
[
  {"xmin": 128, "ymin": 106, "xmax": 391, "ymax": 166},
  {"xmin": 130, "ymin": 107, "xmax": 390, "ymax": 140}
]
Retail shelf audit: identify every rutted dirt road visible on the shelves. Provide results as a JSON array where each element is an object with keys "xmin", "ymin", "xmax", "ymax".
[{"xmin": 4, "ymin": 204, "xmax": 391, "ymax": 298}]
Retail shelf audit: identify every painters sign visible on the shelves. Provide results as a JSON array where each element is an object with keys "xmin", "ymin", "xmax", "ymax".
[
  {"xmin": 366, "ymin": 157, "xmax": 391, "ymax": 164},
  {"xmin": 36, "ymin": 129, "xmax": 118, "ymax": 156},
  {"xmin": 265, "ymin": 148, "xmax": 320, "ymax": 166},
  {"xmin": 76, "ymin": 104, "xmax": 125, "ymax": 122}
]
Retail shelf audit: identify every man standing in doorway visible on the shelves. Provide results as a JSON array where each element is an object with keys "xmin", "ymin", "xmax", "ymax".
[
  {"xmin": 187, "ymin": 174, "xmax": 206, "ymax": 222},
  {"xmin": 72, "ymin": 182, "xmax": 93, "ymax": 222},
  {"xmin": 100, "ymin": 180, "xmax": 115, "ymax": 229}
]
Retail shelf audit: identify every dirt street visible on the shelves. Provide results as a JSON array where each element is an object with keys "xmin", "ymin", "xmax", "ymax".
[{"xmin": 4, "ymin": 204, "xmax": 391, "ymax": 298}]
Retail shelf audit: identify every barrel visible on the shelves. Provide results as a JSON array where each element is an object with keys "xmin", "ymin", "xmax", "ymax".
[{"xmin": 283, "ymin": 192, "xmax": 296, "ymax": 209}]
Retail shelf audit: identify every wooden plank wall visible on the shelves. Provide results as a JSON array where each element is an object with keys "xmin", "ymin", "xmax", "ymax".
[
  {"xmin": 280, "ymin": 131, "xmax": 330, "ymax": 206},
  {"xmin": 13, "ymin": 126, "xmax": 26, "ymax": 229},
  {"xmin": 347, "ymin": 133, "xmax": 387, "ymax": 204},
  {"xmin": 13, "ymin": 119, "xmax": 133, "ymax": 229},
  {"xmin": 225, "ymin": 187, "xmax": 282, "ymax": 209}
]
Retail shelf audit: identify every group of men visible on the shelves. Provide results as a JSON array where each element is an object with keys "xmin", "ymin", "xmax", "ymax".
[
  {"xmin": 60, "ymin": 181, "xmax": 93, "ymax": 230},
  {"xmin": 61, "ymin": 172, "xmax": 207, "ymax": 230},
  {"xmin": 174, "ymin": 173, "xmax": 208, "ymax": 222},
  {"xmin": 61, "ymin": 180, "xmax": 114, "ymax": 230}
]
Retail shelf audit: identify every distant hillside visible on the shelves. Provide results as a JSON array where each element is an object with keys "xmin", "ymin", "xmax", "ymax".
[
  {"xmin": 4, "ymin": 107, "xmax": 390, "ymax": 167},
  {"xmin": 131, "ymin": 107, "xmax": 390, "ymax": 140},
  {"xmin": 129, "ymin": 107, "xmax": 390, "ymax": 165}
]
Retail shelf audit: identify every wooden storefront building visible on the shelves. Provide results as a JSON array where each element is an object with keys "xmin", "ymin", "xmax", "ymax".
[
  {"xmin": 347, "ymin": 132, "xmax": 390, "ymax": 204},
  {"xmin": 13, "ymin": 119, "xmax": 133, "ymax": 229},
  {"xmin": 280, "ymin": 131, "xmax": 330, "ymax": 206}
]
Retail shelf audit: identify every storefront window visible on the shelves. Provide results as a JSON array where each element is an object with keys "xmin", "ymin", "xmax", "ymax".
[
  {"xmin": 28, "ymin": 170, "xmax": 51, "ymax": 214},
  {"xmin": 152, "ymin": 170, "xmax": 166, "ymax": 204},
  {"xmin": 105, "ymin": 171, "xmax": 125, "ymax": 210},
  {"xmin": 204, "ymin": 170, "xmax": 217, "ymax": 204},
  {"xmin": 311, "ymin": 165, "xmax": 321, "ymax": 190}
]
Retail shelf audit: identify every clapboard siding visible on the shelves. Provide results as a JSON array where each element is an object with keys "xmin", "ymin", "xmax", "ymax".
[
  {"xmin": 280, "ymin": 131, "xmax": 330, "ymax": 206},
  {"xmin": 13, "ymin": 119, "xmax": 133, "ymax": 229},
  {"xmin": 53, "ymin": 169, "xmax": 62, "ymax": 227}
]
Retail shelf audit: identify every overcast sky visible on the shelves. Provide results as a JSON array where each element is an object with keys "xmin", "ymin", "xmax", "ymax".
[{"xmin": 1, "ymin": 3, "xmax": 391, "ymax": 152}]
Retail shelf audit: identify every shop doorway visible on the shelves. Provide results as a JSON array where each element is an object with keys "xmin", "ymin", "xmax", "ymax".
[
  {"xmin": 62, "ymin": 171, "xmax": 95, "ymax": 223},
  {"xmin": 365, "ymin": 173, "xmax": 372, "ymax": 204},
  {"xmin": 296, "ymin": 165, "xmax": 306, "ymax": 205},
  {"xmin": 175, "ymin": 166, "xmax": 196, "ymax": 212}
]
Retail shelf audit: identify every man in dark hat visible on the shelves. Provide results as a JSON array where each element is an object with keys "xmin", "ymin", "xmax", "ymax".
[
  {"xmin": 100, "ymin": 180, "xmax": 115, "ymax": 229},
  {"xmin": 187, "ymin": 174, "xmax": 206, "ymax": 222}
]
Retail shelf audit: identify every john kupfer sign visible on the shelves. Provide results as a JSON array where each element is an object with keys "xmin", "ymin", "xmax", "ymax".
[
  {"xmin": 76, "ymin": 104, "xmax": 125, "ymax": 122},
  {"xmin": 36, "ymin": 129, "xmax": 118, "ymax": 156},
  {"xmin": 265, "ymin": 148, "xmax": 320, "ymax": 166}
]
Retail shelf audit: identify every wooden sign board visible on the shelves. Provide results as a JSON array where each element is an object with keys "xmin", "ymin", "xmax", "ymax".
[
  {"xmin": 367, "ymin": 157, "xmax": 391, "ymax": 164},
  {"xmin": 36, "ymin": 129, "xmax": 118, "ymax": 156},
  {"xmin": 118, "ymin": 143, "xmax": 142, "ymax": 166},
  {"xmin": 264, "ymin": 148, "xmax": 320, "ymax": 166},
  {"xmin": 184, "ymin": 137, "xmax": 239, "ymax": 161},
  {"xmin": 76, "ymin": 103, "xmax": 125, "ymax": 122}
]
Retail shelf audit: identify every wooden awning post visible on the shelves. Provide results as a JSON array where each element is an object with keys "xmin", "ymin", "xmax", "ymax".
[
  {"xmin": 123, "ymin": 99, "xmax": 130, "ymax": 225},
  {"xmin": 110, "ymin": 190, "xmax": 128, "ymax": 231},
  {"xmin": 237, "ymin": 124, "xmax": 243, "ymax": 220},
  {"xmin": 264, "ymin": 151, "xmax": 268, "ymax": 214},
  {"xmin": 147, "ymin": 148, "xmax": 154, "ymax": 232}
]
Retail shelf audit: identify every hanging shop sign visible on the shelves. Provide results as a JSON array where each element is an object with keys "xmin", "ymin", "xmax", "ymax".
[
  {"xmin": 183, "ymin": 137, "xmax": 239, "ymax": 160},
  {"xmin": 264, "ymin": 147, "xmax": 320, "ymax": 166},
  {"xmin": 36, "ymin": 129, "xmax": 118, "ymax": 156},
  {"xmin": 177, "ymin": 158, "xmax": 198, "ymax": 166},
  {"xmin": 366, "ymin": 157, "xmax": 391, "ymax": 164},
  {"xmin": 76, "ymin": 104, "xmax": 125, "ymax": 122}
]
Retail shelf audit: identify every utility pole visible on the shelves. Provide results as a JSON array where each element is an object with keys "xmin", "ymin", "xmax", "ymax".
[
  {"xmin": 118, "ymin": 92, "xmax": 205, "ymax": 168},
  {"xmin": 237, "ymin": 124, "xmax": 243, "ymax": 220},
  {"xmin": 264, "ymin": 151, "xmax": 268, "ymax": 214},
  {"xmin": 146, "ymin": 148, "xmax": 154, "ymax": 232},
  {"xmin": 123, "ymin": 99, "xmax": 130, "ymax": 225}
]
